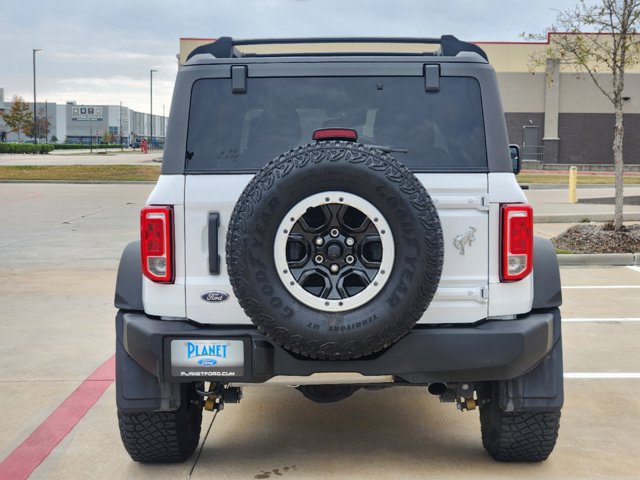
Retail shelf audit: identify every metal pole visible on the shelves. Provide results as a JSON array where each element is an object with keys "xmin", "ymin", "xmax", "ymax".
[
  {"xmin": 120, "ymin": 101, "xmax": 123, "ymax": 151},
  {"xmin": 32, "ymin": 49, "xmax": 42, "ymax": 144},
  {"xmin": 44, "ymin": 100, "xmax": 48, "ymax": 144},
  {"xmin": 150, "ymin": 69, "xmax": 157, "ymax": 150}
]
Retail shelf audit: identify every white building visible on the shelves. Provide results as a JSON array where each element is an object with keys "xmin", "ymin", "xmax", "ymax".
[{"xmin": 0, "ymin": 88, "xmax": 167, "ymax": 145}]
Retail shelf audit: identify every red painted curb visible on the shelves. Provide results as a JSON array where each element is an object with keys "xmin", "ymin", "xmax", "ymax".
[{"xmin": 0, "ymin": 355, "xmax": 115, "ymax": 480}]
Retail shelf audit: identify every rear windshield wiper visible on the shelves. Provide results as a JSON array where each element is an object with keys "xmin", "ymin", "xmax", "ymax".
[{"xmin": 367, "ymin": 144, "xmax": 408, "ymax": 154}]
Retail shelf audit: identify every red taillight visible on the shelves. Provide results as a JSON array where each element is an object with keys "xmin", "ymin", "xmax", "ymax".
[
  {"xmin": 141, "ymin": 206, "xmax": 173, "ymax": 283},
  {"xmin": 501, "ymin": 204, "xmax": 533, "ymax": 282},
  {"xmin": 313, "ymin": 128, "xmax": 358, "ymax": 142}
]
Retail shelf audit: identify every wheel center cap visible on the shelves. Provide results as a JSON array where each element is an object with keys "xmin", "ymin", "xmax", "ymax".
[{"xmin": 326, "ymin": 242, "xmax": 343, "ymax": 260}]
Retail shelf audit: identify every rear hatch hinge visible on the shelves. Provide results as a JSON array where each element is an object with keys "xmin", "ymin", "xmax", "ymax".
[
  {"xmin": 432, "ymin": 194, "xmax": 490, "ymax": 211},
  {"xmin": 435, "ymin": 286, "xmax": 489, "ymax": 303}
]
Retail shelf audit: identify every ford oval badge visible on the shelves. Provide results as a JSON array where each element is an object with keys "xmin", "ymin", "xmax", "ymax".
[
  {"xmin": 201, "ymin": 291, "xmax": 230, "ymax": 303},
  {"xmin": 198, "ymin": 358, "xmax": 218, "ymax": 366}
]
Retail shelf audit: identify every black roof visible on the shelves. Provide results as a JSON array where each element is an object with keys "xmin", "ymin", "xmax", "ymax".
[{"xmin": 186, "ymin": 36, "xmax": 488, "ymax": 62}]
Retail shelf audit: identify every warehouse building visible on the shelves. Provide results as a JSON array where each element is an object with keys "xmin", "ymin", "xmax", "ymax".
[
  {"xmin": 179, "ymin": 34, "xmax": 640, "ymax": 166},
  {"xmin": 63, "ymin": 102, "xmax": 166, "ymax": 146},
  {"xmin": 0, "ymin": 89, "xmax": 167, "ymax": 146}
]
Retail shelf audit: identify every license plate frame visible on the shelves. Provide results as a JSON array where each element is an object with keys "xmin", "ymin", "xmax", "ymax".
[{"xmin": 169, "ymin": 337, "xmax": 248, "ymax": 380}]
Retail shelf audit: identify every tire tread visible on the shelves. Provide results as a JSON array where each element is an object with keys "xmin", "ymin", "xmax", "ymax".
[
  {"xmin": 117, "ymin": 407, "xmax": 201, "ymax": 463},
  {"xmin": 479, "ymin": 383, "xmax": 560, "ymax": 462}
]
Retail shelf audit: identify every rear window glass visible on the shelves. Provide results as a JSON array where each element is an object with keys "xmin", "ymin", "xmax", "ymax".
[{"xmin": 186, "ymin": 76, "xmax": 487, "ymax": 173}]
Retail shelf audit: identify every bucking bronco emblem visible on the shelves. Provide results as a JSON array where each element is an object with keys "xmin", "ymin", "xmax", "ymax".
[{"xmin": 453, "ymin": 227, "xmax": 477, "ymax": 255}]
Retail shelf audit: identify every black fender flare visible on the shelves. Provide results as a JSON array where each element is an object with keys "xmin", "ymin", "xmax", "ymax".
[
  {"xmin": 114, "ymin": 241, "xmax": 143, "ymax": 311},
  {"xmin": 532, "ymin": 237, "xmax": 562, "ymax": 310}
]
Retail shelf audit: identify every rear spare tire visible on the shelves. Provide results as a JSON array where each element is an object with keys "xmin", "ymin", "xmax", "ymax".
[{"xmin": 226, "ymin": 141, "xmax": 444, "ymax": 359}]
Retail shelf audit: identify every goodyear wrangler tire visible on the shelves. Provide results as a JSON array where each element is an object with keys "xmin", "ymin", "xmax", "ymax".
[{"xmin": 226, "ymin": 141, "xmax": 444, "ymax": 359}]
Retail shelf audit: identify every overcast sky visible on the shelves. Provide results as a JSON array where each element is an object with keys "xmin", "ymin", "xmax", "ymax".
[{"xmin": 0, "ymin": 0, "xmax": 579, "ymax": 114}]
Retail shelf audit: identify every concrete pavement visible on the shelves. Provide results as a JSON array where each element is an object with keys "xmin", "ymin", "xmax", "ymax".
[
  {"xmin": 0, "ymin": 150, "xmax": 162, "ymax": 166},
  {"xmin": 526, "ymin": 186, "xmax": 640, "ymax": 223},
  {"xmin": 1, "ymin": 183, "xmax": 640, "ymax": 478},
  {"xmin": 527, "ymin": 187, "xmax": 640, "ymax": 265}
]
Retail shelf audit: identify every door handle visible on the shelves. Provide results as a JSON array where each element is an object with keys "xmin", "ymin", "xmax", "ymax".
[{"xmin": 208, "ymin": 212, "xmax": 220, "ymax": 275}]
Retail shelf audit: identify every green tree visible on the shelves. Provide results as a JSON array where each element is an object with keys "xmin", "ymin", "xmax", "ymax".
[
  {"xmin": 528, "ymin": 1, "xmax": 640, "ymax": 230},
  {"xmin": 1, "ymin": 95, "xmax": 31, "ymax": 141}
]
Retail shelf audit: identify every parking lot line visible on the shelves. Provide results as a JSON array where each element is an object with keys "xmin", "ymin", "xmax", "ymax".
[
  {"xmin": 564, "ymin": 373, "xmax": 640, "ymax": 379},
  {"xmin": 564, "ymin": 317, "xmax": 640, "ymax": 322},
  {"xmin": 0, "ymin": 355, "xmax": 114, "ymax": 480},
  {"xmin": 627, "ymin": 266, "xmax": 640, "ymax": 273}
]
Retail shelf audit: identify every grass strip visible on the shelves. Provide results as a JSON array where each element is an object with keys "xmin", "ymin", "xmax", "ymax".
[{"xmin": 0, "ymin": 165, "xmax": 160, "ymax": 182}]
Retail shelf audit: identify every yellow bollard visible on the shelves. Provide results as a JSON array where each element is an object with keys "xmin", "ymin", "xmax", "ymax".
[{"xmin": 568, "ymin": 166, "xmax": 578, "ymax": 204}]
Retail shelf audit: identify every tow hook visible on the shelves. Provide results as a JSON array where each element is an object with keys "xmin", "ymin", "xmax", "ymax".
[
  {"xmin": 204, "ymin": 394, "xmax": 221, "ymax": 412},
  {"xmin": 199, "ymin": 383, "xmax": 243, "ymax": 412},
  {"xmin": 456, "ymin": 383, "xmax": 477, "ymax": 411}
]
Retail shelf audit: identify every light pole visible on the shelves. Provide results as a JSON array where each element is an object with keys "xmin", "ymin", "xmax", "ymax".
[
  {"xmin": 119, "ymin": 101, "xmax": 123, "ymax": 151},
  {"xmin": 150, "ymin": 69, "xmax": 157, "ymax": 150},
  {"xmin": 44, "ymin": 100, "xmax": 48, "ymax": 143},
  {"xmin": 33, "ymin": 49, "xmax": 43, "ymax": 144}
]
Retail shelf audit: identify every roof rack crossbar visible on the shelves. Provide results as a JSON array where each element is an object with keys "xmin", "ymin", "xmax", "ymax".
[{"xmin": 186, "ymin": 35, "xmax": 488, "ymax": 61}]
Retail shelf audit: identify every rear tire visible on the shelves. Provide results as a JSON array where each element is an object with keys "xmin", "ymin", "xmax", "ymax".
[
  {"xmin": 479, "ymin": 382, "xmax": 560, "ymax": 462},
  {"xmin": 117, "ymin": 385, "xmax": 202, "ymax": 463}
]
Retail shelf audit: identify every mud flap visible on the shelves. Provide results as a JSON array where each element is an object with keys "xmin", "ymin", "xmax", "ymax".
[
  {"xmin": 499, "ymin": 309, "xmax": 564, "ymax": 412},
  {"xmin": 116, "ymin": 312, "xmax": 182, "ymax": 412}
]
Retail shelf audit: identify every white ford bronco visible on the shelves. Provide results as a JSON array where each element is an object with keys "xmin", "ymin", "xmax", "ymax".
[{"xmin": 114, "ymin": 36, "xmax": 563, "ymax": 463}]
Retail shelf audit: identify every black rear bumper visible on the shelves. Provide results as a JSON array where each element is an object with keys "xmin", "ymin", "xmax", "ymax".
[{"xmin": 117, "ymin": 309, "xmax": 560, "ymax": 385}]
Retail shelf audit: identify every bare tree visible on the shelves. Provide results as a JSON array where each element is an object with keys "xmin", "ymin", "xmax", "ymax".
[
  {"xmin": 529, "ymin": 1, "xmax": 640, "ymax": 230},
  {"xmin": 24, "ymin": 108, "xmax": 51, "ymax": 142}
]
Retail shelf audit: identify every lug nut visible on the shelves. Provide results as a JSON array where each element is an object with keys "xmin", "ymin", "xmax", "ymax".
[
  {"xmin": 345, "ymin": 255, "xmax": 355, "ymax": 264},
  {"xmin": 314, "ymin": 255, "xmax": 324, "ymax": 264},
  {"xmin": 330, "ymin": 228, "xmax": 340, "ymax": 238},
  {"xmin": 330, "ymin": 264, "xmax": 339, "ymax": 273},
  {"xmin": 345, "ymin": 237, "xmax": 355, "ymax": 246},
  {"xmin": 315, "ymin": 237, "xmax": 324, "ymax": 246}
]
